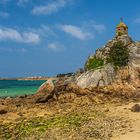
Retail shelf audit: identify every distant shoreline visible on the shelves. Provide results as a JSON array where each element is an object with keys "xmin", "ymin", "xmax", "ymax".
[{"xmin": 0, "ymin": 77, "xmax": 58, "ymax": 81}]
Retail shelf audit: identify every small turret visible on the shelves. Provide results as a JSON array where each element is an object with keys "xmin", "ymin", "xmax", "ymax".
[{"xmin": 116, "ymin": 18, "xmax": 128, "ymax": 37}]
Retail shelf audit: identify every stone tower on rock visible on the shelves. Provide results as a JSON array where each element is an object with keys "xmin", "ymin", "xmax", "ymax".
[{"xmin": 116, "ymin": 18, "xmax": 128, "ymax": 37}]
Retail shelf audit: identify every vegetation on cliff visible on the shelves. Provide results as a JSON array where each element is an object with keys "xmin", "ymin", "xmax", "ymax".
[
  {"xmin": 85, "ymin": 40, "xmax": 130, "ymax": 71},
  {"xmin": 107, "ymin": 41, "xmax": 129, "ymax": 67},
  {"xmin": 85, "ymin": 57, "xmax": 104, "ymax": 70}
]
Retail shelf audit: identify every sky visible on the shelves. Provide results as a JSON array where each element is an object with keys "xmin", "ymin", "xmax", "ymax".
[{"xmin": 0, "ymin": 0, "xmax": 140, "ymax": 77}]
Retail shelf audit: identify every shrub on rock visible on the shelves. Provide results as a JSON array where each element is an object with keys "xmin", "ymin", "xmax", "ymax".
[
  {"xmin": 85, "ymin": 57, "xmax": 104, "ymax": 70},
  {"xmin": 107, "ymin": 41, "xmax": 129, "ymax": 67}
]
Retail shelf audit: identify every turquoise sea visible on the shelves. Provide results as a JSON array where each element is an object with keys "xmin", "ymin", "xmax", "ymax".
[{"xmin": 0, "ymin": 80, "xmax": 46, "ymax": 97}]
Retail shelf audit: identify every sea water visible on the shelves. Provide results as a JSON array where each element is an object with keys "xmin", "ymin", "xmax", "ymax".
[{"xmin": 0, "ymin": 80, "xmax": 46, "ymax": 97}]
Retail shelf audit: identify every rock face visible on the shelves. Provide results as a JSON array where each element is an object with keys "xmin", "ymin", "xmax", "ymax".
[
  {"xmin": 129, "ymin": 42, "xmax": 140, "ymax": 67},
  {"xmin": 76, "ymin": 64, "xmax": 115, "ymax": 88}
]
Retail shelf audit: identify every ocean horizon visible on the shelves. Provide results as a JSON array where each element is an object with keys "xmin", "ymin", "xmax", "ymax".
[{"xmin": 0, "ymin": 80, "xmax": 46, "ymax": 97}]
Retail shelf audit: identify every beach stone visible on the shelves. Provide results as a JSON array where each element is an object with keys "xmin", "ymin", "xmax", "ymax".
[
  {"xmin": 0, "ymin": 105, "xmax": 9, "ymax": 115},
  {"xmin": 131, "ymin": 104, "xmax": 140, "ymax": 112},
  {"xmin": 0, "ymin": 109, "xmax": 7, "ymax": 114}
]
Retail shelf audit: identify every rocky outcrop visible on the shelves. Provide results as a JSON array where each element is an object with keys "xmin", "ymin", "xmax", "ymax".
[
  {"xmin": 83, "ymin": 34, "xmax": 140, "ymax": 88},
  {"xmin": 34, "ymin": 76, "xmax": 93, "ymax": 103},
  {"xmin": 35, "ymin": 34, "xmax": 140, "ymax": 101}
]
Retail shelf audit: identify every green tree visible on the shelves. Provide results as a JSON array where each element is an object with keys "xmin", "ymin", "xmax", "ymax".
[
  {"xmin": 108, "ymin": 41, "xmax": 129, "ymax": 67},
  {"xmin": 85, "ymin": 57, "xmax": 104, "ymax": 70}
]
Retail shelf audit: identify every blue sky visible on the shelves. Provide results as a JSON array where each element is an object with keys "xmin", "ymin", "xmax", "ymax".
[{"xmin": 0, "ymin": 0, "xmax": 140, "ymax": 77}]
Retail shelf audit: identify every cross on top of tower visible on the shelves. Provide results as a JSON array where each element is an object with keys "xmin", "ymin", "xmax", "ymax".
[{"xmin": 120, "ymin": 17, "xmax": 123, "ymax": 22}]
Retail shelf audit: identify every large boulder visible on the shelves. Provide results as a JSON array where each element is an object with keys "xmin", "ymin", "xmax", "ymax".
[
  {"xmin": 37, "ymin": 79, "xmax": 55, "ymax": 93},
  {"xmin": 34, "ymin": 80, "xmax": 55, "ymax": 103},
  {"xmin": 76, "ymin": 64, "xmax": 115, "ymax": 88}
]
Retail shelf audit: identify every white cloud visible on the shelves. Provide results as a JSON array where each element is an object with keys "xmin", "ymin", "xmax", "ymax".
[
  {"xmin": 48, "ymin": 42, "xmax": 65, "ymax": 52},
  {"xmin": 0, "ymin": 27, "xmax": 40, "ymax": 44},
  {"xmin": 59, "ymin": 25, "xmax": 94, "ymax": 40},
  {"xmin": 0, "ymin": 11, "xmax": 9, "ymax": 18},
  {"xmin": 31, "ymin": 0, "xmax": 72, "ymax": 15}
]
